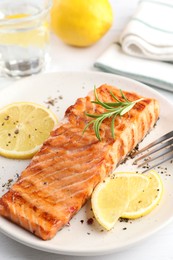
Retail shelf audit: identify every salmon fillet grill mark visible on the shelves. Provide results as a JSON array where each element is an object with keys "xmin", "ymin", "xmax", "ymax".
[{"xmin": 0, "ymin": 84, "xmax": 160, "ymax": 240}]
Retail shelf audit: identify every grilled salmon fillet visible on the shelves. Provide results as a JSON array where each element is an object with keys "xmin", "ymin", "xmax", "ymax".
[{"xmin": 0, "ymin": 85, "xmax": 159, "ymax": 240}]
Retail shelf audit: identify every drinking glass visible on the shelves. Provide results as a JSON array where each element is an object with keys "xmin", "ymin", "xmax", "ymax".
[{"xmin": 0, "ymin": 0, "xmax": 52, "ymax": 78}]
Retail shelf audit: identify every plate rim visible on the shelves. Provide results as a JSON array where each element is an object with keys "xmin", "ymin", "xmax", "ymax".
[{"xmin": 0, "ymin": 70, "xmax": 171, "ymax": 102}]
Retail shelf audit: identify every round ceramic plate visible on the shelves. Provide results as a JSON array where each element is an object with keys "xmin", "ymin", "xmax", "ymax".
[{"xmin": 0, "ymin": 71, "xmax": 173, "ymax": 256}]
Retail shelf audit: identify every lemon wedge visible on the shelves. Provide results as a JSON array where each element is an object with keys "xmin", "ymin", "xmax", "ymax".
[
  {"xmin": 122, "ymin": 170, "xmax": 163, "ymax": 219},
  {"xmin": 0, "ymin": 102, "xmax": 58, "ymax": 159},
  {"xmin": 91, "ymin": 173, "xmax": 149, "ymax": 230}
]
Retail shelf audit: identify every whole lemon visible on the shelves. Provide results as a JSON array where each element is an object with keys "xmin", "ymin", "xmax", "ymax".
[{"xmin": 51, "ymin": 0, "xmax": 113, "ymax": 47}]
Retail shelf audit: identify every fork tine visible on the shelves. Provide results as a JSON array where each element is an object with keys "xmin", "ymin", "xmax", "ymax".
[
  {"xmin": 132, "ymin": 130, "xmax": 173, "ymax": 157},
  {"xmin": 132, "ymin": 130, "xmax": 173, "ymax": 172},
  {"xmin": 136, "ymin": 146, "xmax": 173, "ymax": 168},
  {"xmin": 133, "ymin": 138, "xmax": 173, "ymax": 164},
  {"xmin": 142, "ymin": 152, "xmax": 173, "ymax": 173}
]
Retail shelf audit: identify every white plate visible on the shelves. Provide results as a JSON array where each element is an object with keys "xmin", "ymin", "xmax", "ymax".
[{"xmin": 0, "ymin": 71, "xmax": 173, "ymax": 256}]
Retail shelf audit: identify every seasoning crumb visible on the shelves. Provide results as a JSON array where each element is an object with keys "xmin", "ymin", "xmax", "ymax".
[
  {"xmin": 128, "ymin": 144, "xmax": 139, "ymax": 158},
  {"xmin": 15, "ymin": 173, "xmax": 19, "ymax": 178},
  {"xmin": 87, "ymin": 218, "xmax": 94, "ymax": 225},
  {"xmin": 2, "ymin": 178, "xmax": 14, "ymax": 190},
  {"xmin": 1, "ymin": 173, "xmax": 20, "ymax": 192},
  {"xmin": 122, "ymin": 227, "xmax": 127, "ymax": 230},
  {"xmin": 45, "ymin": 97, "xmax": 58, "ymax": 107},
  {"xmin": 44, "ymin": 95, "xmax": 62, "ymax": 111},
  {"xmin": 4, "ymin": 115, "xmax": 10, "ymax": 120},
  {"xmin": 119, "ymin": 217, "xmax": 129, "ymax": 223}
]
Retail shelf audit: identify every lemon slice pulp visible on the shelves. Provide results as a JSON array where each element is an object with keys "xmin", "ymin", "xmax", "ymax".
[
  {"xmin": 0, "ymin": 102, "xmax": 58, "ymax": 159},
  {"xmin": 91, "ymin": 173, "xmax": 149, "ymax": 230},
  {"xmin": 122, "ymin": 170, "xmax": 163, "ymax": 219}
]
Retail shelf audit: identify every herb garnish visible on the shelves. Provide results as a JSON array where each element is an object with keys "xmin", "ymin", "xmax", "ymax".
[{"xmin": 83, "ymin": 87, "xmax": 144, "ymax": 141}]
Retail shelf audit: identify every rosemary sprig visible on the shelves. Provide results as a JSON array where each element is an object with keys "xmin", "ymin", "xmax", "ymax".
[{"xmin": 83, "ymin": 87, "xmax": 144, "ymax": 141}]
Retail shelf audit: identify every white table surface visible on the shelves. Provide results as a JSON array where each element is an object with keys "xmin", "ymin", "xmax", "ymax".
[{"xmin": 1, "ymin": 1, "xmax": 173, "ymax": 259}]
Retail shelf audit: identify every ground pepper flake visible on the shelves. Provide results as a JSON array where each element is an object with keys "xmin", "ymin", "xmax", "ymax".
[
  {"xmin": 119, "ymin": 217, "xmax": 129, "ymax": 223},
  {"xmin": 122, "ymin": 227, "xmax": 127, "ymax": 230},
  {"xmin": 1, "ymin": 173, "xmax": 19, "ymax": 192},
  {"xmin": 44, "ymin": 97, "xmax": 58, "ymax": 107},
  {"xmin": 15, "ymin": 173, "xmax": 19, "ymax": 178},
  {"xmin": 44, "ymin": 94, "xmax": 63, "ymax": 110},
  {"xmin": 14, "ymin": 129, "xmax": 19, "ymax": 134},
  {"xmin": 2, "ymin": 178, "xmax": 13, "ymax": 190}
]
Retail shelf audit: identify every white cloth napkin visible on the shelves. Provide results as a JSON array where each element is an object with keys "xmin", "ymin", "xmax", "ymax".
[
  {"xmin": 119, "ymin": 0, "xmax": 173, "ymax": 61},
  {"xmin": 94, "ymin": 43, "xmax": 173, "ymax": 92}
]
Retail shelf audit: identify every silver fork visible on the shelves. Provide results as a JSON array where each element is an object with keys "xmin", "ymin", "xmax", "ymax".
[{"xmin": 132, "ymin": 130, "xmax": 173, "ymax": 173}]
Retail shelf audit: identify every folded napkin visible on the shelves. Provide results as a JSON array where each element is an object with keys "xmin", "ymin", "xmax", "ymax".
[
  {"xmin": 94, "ymin": 43, "xmax": 173, "ymax": 92},
  {"xmin": 119, "ymin": 0, "xmax": 173, "ymax": 61}
]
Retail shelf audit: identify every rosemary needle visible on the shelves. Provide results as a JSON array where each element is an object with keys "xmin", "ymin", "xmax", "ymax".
[{"xmin": 83, "ymin": 87, "xmax": 144, "ymax": 141}]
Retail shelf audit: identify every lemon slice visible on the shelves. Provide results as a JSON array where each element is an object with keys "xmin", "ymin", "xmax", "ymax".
[
  {"xmin": 122, "ymin": 170, "xmax": 163, "ymax": 219},
  {"xmin": 0, "ymin": 102, "xmax": 58, "ymax": 159},
  {"xmin": 91, "ymin": 173, "xmax": 149, "ymax": 230}
]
